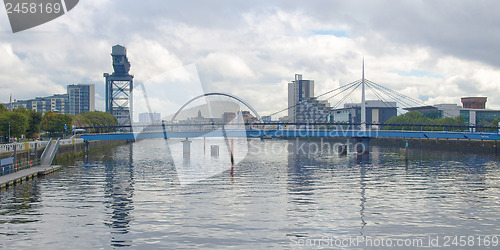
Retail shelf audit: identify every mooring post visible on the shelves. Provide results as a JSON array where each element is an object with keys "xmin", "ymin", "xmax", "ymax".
[
  {"xmin": 13, "ymin": 145, "xmax": 17, "ymax": 169},
  {"xmin": 34, "ymin": 142, "xmax": 38, "ymax": 165},
  {"xmin": 405, "ymin": 140, "xmax": 409, "ymax": 169},
  {"xmin": 355, "ymin": 138, "xmax": 370, "ymax": 154},
  {"xmin": 182, "ymin": 138, "xmax": 191, "ymax": 162}
]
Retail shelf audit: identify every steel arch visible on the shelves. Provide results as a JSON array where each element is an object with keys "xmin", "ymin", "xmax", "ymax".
[{"xmin": 170, "ymin": 92, "xmax": 261, "ymax": 121}]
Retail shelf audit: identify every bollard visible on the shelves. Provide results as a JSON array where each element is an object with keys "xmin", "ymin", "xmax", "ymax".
[
  {"xmin": 338, "ymin": 144, "xmax": 347, "ymax": 156},
  {"xmin": 230, "ymin": 138, "xmax": 234, "ymax": 165},
  {"xmin": 405, "ymin": 140, "xmax": 409, "ymax": 169},
  {"xmin": 211, "ymin": 145, "xmax": 219, "ymax": 158},
  {"xmin": 182, "ymin": 138, "xmax": 192, "ymax": 162}
]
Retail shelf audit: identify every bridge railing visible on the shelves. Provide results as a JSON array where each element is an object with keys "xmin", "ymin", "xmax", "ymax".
[
  {"xmin": 74, "ymin": 122, "xmax": 500, "ymax": 134},
  {"xmin": 0, "ymin": 141, "xmax": 49, "ymax": 154}
]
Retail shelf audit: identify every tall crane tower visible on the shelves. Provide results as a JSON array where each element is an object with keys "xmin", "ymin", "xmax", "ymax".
[{"xmin": 104, "ymin": 45, "xmax": 134, "ymax": 130}]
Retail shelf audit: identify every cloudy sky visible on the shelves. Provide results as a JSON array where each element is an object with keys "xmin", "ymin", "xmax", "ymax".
[{"xmin": 1, "ymin": 0, "xmax": 500, "ymax": 119}]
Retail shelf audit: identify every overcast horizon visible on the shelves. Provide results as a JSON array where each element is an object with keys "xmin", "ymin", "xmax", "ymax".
[{"xmin": 1, "ymin": 0, "xmax": 500, "ymax": 118}]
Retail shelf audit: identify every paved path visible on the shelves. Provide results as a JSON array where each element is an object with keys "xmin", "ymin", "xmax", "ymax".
[{"xmin": 0, "ymin": 165, "xmax": 62, "ymax": 189}]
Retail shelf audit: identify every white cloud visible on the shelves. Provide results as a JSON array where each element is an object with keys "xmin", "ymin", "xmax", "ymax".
[{"xmin": 1, "ymin": 1, "xmax": 500, "ymax": 117}]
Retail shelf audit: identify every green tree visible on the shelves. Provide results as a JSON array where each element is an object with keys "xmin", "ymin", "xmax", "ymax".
[
  {"xmin": 41, "ymin": 111, "xmax": 73, "ymax": 136},
  {"xmin": 384, "ymin": 112, "xmax": 432, "ymax": 130},
  {"xmin": 0, "ymin": 104, "xmax": 7, "ymax": 114},
  {"xmin": 0, "ymin": 112, "xmax": 29, "ymax": 138},
  {"xmin": 73, "ymin": 111, "xmax": 118, "ymax": 132},
  {"xmin": 26, "ymin": 110, "xmax": 43, "ymax": 138}
]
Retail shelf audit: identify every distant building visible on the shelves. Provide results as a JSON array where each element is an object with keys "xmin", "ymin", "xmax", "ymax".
[
  {"xmin": 461, "ymin": 97, "xmax": 487, "ymax": 109},
  {"xmin": 222, "ymin": 112, "xmax": 236, "ymax": 123},
  {"xmin": 295, "ymin": 98, "xmax": 332, "ymax": 123},
  {"xmin": 241, "ymin": 111, "xmax": 258, "ymax": 124},
  {"xmin": 4, "ymin": 84, "xmax": 95, "ymax": 115},
  {"xmin": 404, "ymin": 104, "xmax": 462, "ymax": 119},
  {"xmin": 67, "ymin": 84, "xmax": 95, "ymax": 115},
  {"xmin": 138, "ymin": 112, "xmax": 161, "ymax": 124},
  {"xmin": 332, "ymin": 100, "xmax": 397, "ymax": 125},
  {"xmin": 261, "ymin": 116, "xmax": 272, "ymax": 122},
  {"xmin": 8, "ymin": 94, "xmax": 69, "ymax": 114},
  {"xmin": 288, "ymin": 74, "xmax": 314, "ymax": 122},
  {"xmin": 405, "ymin": 97, "xmax": 500, "ymax": 126}
]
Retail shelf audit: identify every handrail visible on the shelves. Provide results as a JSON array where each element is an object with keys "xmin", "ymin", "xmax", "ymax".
[
  {"xmin": 39, "ymin": 138, "xmax": 53, "ymax": 162},
  {"xmin": 47, "ymin": 138, "xmax": 61, "ymax": 166}
]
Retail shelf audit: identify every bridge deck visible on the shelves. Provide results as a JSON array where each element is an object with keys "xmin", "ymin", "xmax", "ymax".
[{"xmin": 80, "ymin": 129, "xmax": 500, "ymax": 141}]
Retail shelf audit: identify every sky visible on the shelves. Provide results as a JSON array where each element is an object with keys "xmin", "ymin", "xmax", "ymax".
[{"xmin": 1, "ymin": 0, "xmax": 500, "ymax": 119}]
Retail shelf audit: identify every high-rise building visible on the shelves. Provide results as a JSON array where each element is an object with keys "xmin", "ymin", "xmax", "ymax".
[
  {"xmin": 67, "ymin": 84, "xmax": 95, "ymax": 115},
  {"xmin": 138, "ymin": 112, "xmax": 161, "ymax": 124},
  {"xmin": 288, "ymin": 74, "xmax": 314, "ymax": 122}
]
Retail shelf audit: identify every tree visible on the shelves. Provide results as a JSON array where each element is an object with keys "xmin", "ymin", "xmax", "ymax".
[
  {"xmin": 41, "ymin": 111, "xmax": 73, "ymax": 136},
  {"xmin": 0, "ymin": 104, "xmax": 7, "ymax": 114},
  {"xmin": 384, "ymin": 112, "xmax": 467, "ymax": 131},
  {"xmin": 0, "ymin": 112, "xmax": 29, "ymax": 138},
  {"xmin": 26, "ymin": 110, "xmax": 43, "ymax": 138},
  {"xmin": 73, "ymin": 111, "xmax": 118, "ymax": 132},
  {"xmin": 384, "ymin": 112, "xmax": 431, "ymax": 130}
]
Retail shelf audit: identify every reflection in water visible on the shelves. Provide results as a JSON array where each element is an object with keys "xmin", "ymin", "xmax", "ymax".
[
  {"xmin": 359, "ymin": 165, "xmax": 367, "ymax": 236},
  {"xmin": 103, "ymin": 143, "xmax": 135, "ymax": 247},
  {"xmin": 0, "ymin": 139, "xmax": 499, "ymax": 248}
]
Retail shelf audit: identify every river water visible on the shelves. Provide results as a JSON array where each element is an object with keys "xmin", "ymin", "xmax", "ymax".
[{"xmin": 1, "ymin": 138, "xmax": 499, "ymax": 249}]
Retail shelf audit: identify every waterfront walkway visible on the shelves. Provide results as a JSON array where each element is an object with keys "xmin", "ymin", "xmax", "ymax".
[{"xmin": 0, "ymin": 165, "xmax": 62, "ymax": 189}]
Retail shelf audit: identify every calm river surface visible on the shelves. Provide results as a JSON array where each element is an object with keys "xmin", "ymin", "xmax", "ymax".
[{"xmin": 1, "ymin": 138, "xmax": 499, "ymax": 249}]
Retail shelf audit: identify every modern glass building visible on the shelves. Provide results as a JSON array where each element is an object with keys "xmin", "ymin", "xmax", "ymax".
[
  {"xmin": 67, "ymin": 84, "xmax": 95, "ymax": 115},
  {"xmin": 288, "ymin": 74, "xmax": 314, "ymax": 122}
]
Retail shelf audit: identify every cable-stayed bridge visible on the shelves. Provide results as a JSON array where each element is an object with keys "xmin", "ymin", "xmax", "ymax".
[{"xmin": 80, "ymin": 65, "xmax": 500, "ymax": 150}]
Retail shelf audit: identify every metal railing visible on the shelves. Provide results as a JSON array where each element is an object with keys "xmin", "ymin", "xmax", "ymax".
[{"xmin": 0, "ymin": 141, "xmax": 49, "ymax": 154}]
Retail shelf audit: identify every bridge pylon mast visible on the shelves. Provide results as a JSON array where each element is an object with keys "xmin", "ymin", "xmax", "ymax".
[{"xmin": 361, "ymin": 58, "xmax": 366, "ymax": 131}]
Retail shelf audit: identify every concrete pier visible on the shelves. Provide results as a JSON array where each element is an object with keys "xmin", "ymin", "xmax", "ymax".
[{"xmin": 0, "ymin": 165, "xmax": 62, "ymax": 189}]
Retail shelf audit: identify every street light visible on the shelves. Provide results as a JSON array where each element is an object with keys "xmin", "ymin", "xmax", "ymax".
[{"xmin": 8, "ymin": 120, "xmax": 10, "ymax": 143}]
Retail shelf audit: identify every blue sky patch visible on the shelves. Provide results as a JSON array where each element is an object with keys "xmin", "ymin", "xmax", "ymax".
[{"xmin": 310, "ymin": 29, "xmax": 349, "ymax": 38}]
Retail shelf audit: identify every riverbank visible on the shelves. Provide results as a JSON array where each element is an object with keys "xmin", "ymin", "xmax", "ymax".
[
  {"xmin": 371, "ymin": 137, "xmax": 499, "ymax": 154},
  {"xmin": 1, "ymin": 139, "xmax": 130, "ymax": 190}
]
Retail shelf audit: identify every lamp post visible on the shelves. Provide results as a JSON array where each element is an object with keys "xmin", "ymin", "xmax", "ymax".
[{"xmin": 8, "ymin": 120, "xmax": 10, "ymax": 143}]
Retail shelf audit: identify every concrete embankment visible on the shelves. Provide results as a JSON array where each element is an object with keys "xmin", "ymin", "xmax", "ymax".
[
  {"xmin": 1, "ymin": 139, "xmax": 129, "ymax": 190},
  {"xmin": 371, "ymin": 138, "xmax": 499, "ymax": 154}
]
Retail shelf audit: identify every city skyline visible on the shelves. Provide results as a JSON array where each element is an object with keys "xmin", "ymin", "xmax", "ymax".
[{"xmin": 1, "ymin": 1, "xmax": 500, "ymax": 116}]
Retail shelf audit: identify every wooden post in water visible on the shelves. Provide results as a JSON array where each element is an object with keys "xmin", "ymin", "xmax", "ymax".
[
  {"xmin": 230, "ymin": 138, "xmax": 234, "ymax": 166},
  {"xmin": 405, "ymin": 140, "xmax": 409, "ymax": 169},
  {"xmin": 34, "ymin": 142, "xmax": 38, "ymax": 165}
]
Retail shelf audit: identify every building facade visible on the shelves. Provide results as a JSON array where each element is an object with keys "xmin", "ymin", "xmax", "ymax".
[
  {"xmin": 404, "ymin": 97, "xmax": 500, "ymax": 126},
  {"xmin": 295, "ymin": 98, "xmax": 332, "ymax": 123},
  {"xmin": 288, "ymin": 74, "xmax": 314, "ymax": 122},
  {"xmin": 8, "ymin": 94, "xmax": 69, "ymax": 114},
  {"xmin": 4, "ymin": 84, "xmax": 95, "ymax": 115},
  {"xmin": 332, "ymin": 100, "xmax": 397, "ymax": 125},
  {"xmin": 67, "ymin": 84, "xmax": 96, "ymax": 115},
  {"xmin": 138, "ymin": 112, "xmax": 161, "ymax": 124}
]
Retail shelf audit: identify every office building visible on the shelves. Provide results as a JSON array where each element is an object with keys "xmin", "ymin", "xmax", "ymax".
[
  {"xmin": 4, "ymin": 84, "xmax": 95, "ymax": 115},
  {"xmin": 405, "ymin": 97, "xmax": 500, "ymax": 126},
  {"xmin": 67, "ymin": 84, "xmax": 95, "ymax": 115},
  {"xmin": 138, "ymin": 112, "xmax": 161, "ymax": 124},
  {"xmin": 288, "ymin": 74, "xmax": 314, "ymax": 122},
  {"xmin": 8, "ymin": 94, "xmax": 69, "ymax": 114},
  {"xmin": 332, "ymin": 100, "xmax": 398, "ymax": 125}
]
